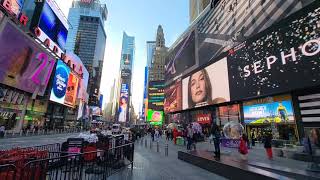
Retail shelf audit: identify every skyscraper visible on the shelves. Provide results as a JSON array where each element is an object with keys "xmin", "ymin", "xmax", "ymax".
[
  {"xmin": 189, "ymin": 0, "xmax": 211, "ymax": 23},
  {"xmin": 149, "ymin": 25, "xmax": 167, "ymax": 81},
  {"xmin": 65, "ymin": 0, "xmax": 108, "ymax": 106},
  {"xmin": 118, "ymin": 32, "xmax": 135, "ymax": 123}
]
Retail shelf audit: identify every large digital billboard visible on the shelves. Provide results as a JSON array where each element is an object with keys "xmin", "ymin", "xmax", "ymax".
[
  {"xmin": 164, "ymin": 79, "xmax": 182, "ymax": 113},
  {"xmin": 50, "ymin": 60, "xmax": 70, "ymax": 105},
  {"xmin": 165, "ymin": 30, "xmax": 196, "ymax": 83},
  {"xmin": 147, "ymin": 109, "xmax": 163, "ymax": 126},
  {"xmin": 64, "ymin": 72, "xmax": 79, "ymax": 107},
  {"xmin": 195, "ymin": 0, "xmax": 313, "ymax": 69},
  {"xmin": 118, "ymin": 83, "xmax": 129, "ymax": 122},
  {"xmin": 182, "ymin": 57, "xmax": 230, "ymax": 110},
  {"xmin": 243, "ymin": 100, "xmax": 295, "ymax": 124},
  {"xmin": 148, "ymin": 80, "xmax": 165, "ymax": 111},
  {"xmin": 0, "ymin": 19, "xmax": 55, "ymax": 96},
  {"xmin": 38, "ymin": 1, "xmax": 68, "ymax": 50},
  {"xmin": 228, "ymin": 1, "xmax": 320, "ymax": 101}
]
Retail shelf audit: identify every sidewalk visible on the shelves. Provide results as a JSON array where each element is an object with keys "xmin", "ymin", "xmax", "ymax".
[
  {"xmin": 140, "ymin": 136, "xmax": 310, "ymax": 171},
  {"xmin": 108, "ymin": 137, "xmax": 227, "ymax": 180}
]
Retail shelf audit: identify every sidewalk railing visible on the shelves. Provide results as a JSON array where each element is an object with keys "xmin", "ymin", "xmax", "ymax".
[
  {"xmin": 1, "ymin": 128, "xmax": 84, "ymax": 139},
  {"xmin": 0, "ymin": 143, "xmax": 134, "ymax": 180}
]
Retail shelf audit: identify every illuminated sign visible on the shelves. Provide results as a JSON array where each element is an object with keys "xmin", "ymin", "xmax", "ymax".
[
  {"xmin": 50, "ymin": 60, "xmax": 70, "ymax": 105},
  {"xmin": 0, "ymin": 20, "xmax": 55, "ymax": 96},
  {"xmin": 148, "ymin": 80, "xmax": 165, "ymax": 111}
]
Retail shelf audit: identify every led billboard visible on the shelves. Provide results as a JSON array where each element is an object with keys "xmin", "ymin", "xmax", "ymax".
[
  {"xmin": 0, "ymin": 19, "xmax": 55, "ymax": 96},
  {"xmin": 243, "ymin": 101, "xmax": 295, "ymax": 124},
  {"xmin": 148, "ymin": 80, "xmax": 165, "ymax": 111},
  {"xmin": 118, "ymin": 83, "xmax": 129, "ymax": 122},
  {"xmin": 64, "ymin": 72, "xmax": 79, "ymax": 107},
  {"xmin": 50, "ymin": 60, "xmax": 70, "ymax": 105},
  {"xmin": 182, "ymin": 57, "xmax": 229, "ymax": 110},
  {"xmin": 228, "ymin": 1, "xmax": 320, "ymax": 101},
  {"xmin": 147, "ymin": 109, "xmax": 163, "ymax": 126}
]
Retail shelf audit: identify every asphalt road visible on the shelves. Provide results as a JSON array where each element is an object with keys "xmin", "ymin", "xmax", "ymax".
[{"xmin": 0, "ymin": 132, "xmax": 80, "ymax": 150}]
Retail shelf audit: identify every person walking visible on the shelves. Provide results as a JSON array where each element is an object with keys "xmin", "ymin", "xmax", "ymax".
[
  {"xmin": 165, "ymin": 129, "xmax": 170, "ymax": 141},
  {"xmin": 264, "ymin": 133, "xmax": 273, "ymax": 160},
  {"xmin": 251, "ymin": 130, "xmax": 256, "ymax": 147},
  {"xmin": 155, "ymin": 129, "xmax": 160, "ymax": 142},
  {"xmin": 151, "ymin": 128, "xmax": 155, "ymax": 142},
  {"xmin": 239, "ymin": 134, "xmax": 249, "ymax": 160},
  {"xmin": 0, "ymin": 125, "xmax": 5, "ymax": 138},
  {"xmin": 211, "ymin": 123, "xmax": 221, "ymax": 159},
  {"xmin": 187, "ymin": 124, "xmax": 193, "ymax": 150}
]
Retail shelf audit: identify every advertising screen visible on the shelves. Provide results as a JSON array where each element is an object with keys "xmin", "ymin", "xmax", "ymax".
[
  {"xmin": 195, "ymin": 0, "xmax": 311, "ymax": 70},
  {"xmin": 148, "ymin": 80, "xmax": 165, "ymax": 111},
  {"xmin": 64, "ymin": 72, "xmax": 79, "ymax": 107},
  {"xmin": 182, "ymin": 57, "xmax": 230, "ymax": 110},
  {"xmin": 118, "ymin": 83, "xmax": 129, "ymax": 122},
  {"xmin": 147, "ymin": 109, "xmax": 163, "ymax": 126},
  {"xmin": 50, "ymin": 60, "xmax": 70, "ymax": 105},
  {"xmin": 165, "ymin": 30, "xmax": 196, "ymax": 83},
  {"xmin": 164, "ymin": 79, "xmax": 182, "ymax": 113},
  {"xmin": 121, "ymin": 54, "xmax": 132, "ymax": 70},
  {"xmin": 38, "ymin": 1, "xmax": 68, "ymax": 50},
  {"xmin": 228, "ymin": 1, "xmax": 320, "ymax": 101},
  {"xmin": 243, "ymin": 100, "xmax": 295, "ymax": 124},
  {"xmin": 218, "ymin": 104, "xmax": 240, "ymax": 125},
  {"xmin": 0, "ymin": 20, "xmax": 55, "ymax": 96},
  {"xmin": 1, "ymin": 0, "xmax": 24, "ymax": 17}
]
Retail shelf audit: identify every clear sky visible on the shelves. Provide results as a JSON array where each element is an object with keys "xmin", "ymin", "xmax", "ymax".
[{"xmin": 56, "ymin": 0, "xmax": 189, "ymax": 114}]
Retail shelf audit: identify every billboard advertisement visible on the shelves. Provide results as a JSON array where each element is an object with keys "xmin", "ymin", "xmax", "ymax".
[
  {"xmin": 1, "ymin": 0, "xmax": 24, "ymax": 17},
  {"xmin": 195, "ymin": 0, "xmax": 313, "ymax": 69},
  {"xmin": 164, "ymin": 79, "xmax": 182, "ymax": 113},
  {"xmin": 182, "ymin": 57, "xmax": 229, "ymax": 110},
  {"xmin": 50, "ymin": 60, "xmax": 70, "ymax": 105},
  {"xmin": 0, "ymin": 20, "xmax": 55, "ymax": 96},
  {"xmin": 148, "ymin": 80, "xmax": 165, "ymax": 111},
  {"xmin": 165, "ymin": 30, "xmax": 196, "ymax": 83},
  {"xmin": 243, "ymin": 100, "xmax": 295, "ymax": 124},
  {"xmin": 118, "ymin": 83, "xmax": 129, "ymax": 122},
  {"xmin": 64, "ymin": 72, "xmax": 79, "ymax": 107},
  {"xmin": 38, "ymin": 1, "xmax": 68, "ymax": 49},
  {"xmin": 228, "ymin": 1, "xmax": 320, "ymax": 101},
  {"xmin": 147, "ymin": 109, "xmax": 163, "ymax": 126},
  {"xmin": 121, "ymin": 54, "xmax": 132, "ymax": 70}
]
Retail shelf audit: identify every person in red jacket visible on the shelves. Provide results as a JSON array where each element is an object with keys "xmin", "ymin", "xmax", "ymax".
[{"xmin": 173, "ymin": 127, "xmax": 178, "ymax": 145}]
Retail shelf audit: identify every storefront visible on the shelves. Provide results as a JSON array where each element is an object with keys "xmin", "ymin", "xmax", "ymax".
[{"xmin": 243, "ymin": 95, "xmax": 299, "ymax": 142}]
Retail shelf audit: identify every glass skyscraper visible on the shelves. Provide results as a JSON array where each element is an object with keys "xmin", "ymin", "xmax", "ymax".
[
  {"xmin": 118, "ymin": 32, "xmax": 135, "ymax": 123},
  {"xmin": 65, "ymin": 0, "xmax": 108, "ymax": 106}
]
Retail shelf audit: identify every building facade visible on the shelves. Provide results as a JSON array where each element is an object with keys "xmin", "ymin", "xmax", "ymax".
[
  {"xmin": 165, "ymin": 0, "xmax": 318, "ymax": 146},
  {"xmin": 117, "ymin": 32, "xmax": 135, "ymax": 124},
  {"xmin": 189, "ymin": 0, "xmax": 211, "ymax": 23},
  {"xmin": 66, "ymin": 0, "xmax": 108, "ymax": 107}
]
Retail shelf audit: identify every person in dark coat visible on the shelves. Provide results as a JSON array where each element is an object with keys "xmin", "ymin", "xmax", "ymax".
[
  {"xmin": 211, "ymin": 123, "xmax": 221, "ymax": 159},
  {"xmin": 264, "ymin": 133, "xmax": 273, "ymax": 159}
]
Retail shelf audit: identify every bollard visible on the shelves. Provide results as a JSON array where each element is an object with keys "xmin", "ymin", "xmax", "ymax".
[
  {"xmin": 20, "ymin": 130, "xmax": 22, "ymax": 136},
  {"xmin": 165, "ymin": 144, "xmax": 168, "ymax": 156},
  {"xmin": 140, "ymin": 138, "xmax": 143, "ymax": 146},
  {"xmin": 157, "ymin": 142, "xmax": 159, "ymax": 152},
  {"xmin": 150, "ymin": 140, "xmax": 152, "ymax": 149},
  {"xmin": 12, "ymin": 131, "xmax": 15, "ymax": 137},
  {"xmin": 145, "ymin": 139, "xmax": 147, "ymax": 148},
  {"xmin": 4, "ymin": 131, "xmax": 7, "ymax": 137},
  {"xmin": 37, "ymin": 130, "xmax": 40, "ymax": 135},
  {"xmin": 32, "ymin": 130, "xmax": 35, "ymax": 136},
  {"xmin": 42, "ymin": 129, "xmax": 45, "ymax": 135},
  {"xmin": 26, "ymin": 130, "xmax": 29, "ymax": 136}
]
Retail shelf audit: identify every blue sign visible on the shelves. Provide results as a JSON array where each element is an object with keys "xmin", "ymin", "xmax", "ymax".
[{"xmin": 50, "ymin": 60, "xmax": 70, "ymax": 105}]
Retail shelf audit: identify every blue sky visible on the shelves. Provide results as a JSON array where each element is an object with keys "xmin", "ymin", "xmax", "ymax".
[{"xmin": 57, "ymin": 0, "xmax": 189, "ymax": 113}]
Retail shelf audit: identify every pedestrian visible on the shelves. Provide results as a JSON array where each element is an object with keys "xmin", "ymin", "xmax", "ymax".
[
  {"xmin": 211, "ymin": 123, "xmax": 221, "ymax": 159},
  {"xmin": 151, "ymin": 128, "xmax": 155, "ymax": 141},
  {"xmin": 173, "ymin": 127, "xmax": 178, "ymax": 145},
  {"xmin": 166, "ymin": 129, "xmax": 170, "ymax": 141},
  {"xmin": 264, "ymin": 133, "xmax": 273, "ymax": 160},
  {"xmin": 155, "ymin": 129, "xmax": 160, "ymax": 142},
  {"xmin": 0, "ymin": 125, "xmax": 5, "ymax": 138},
  {"xmin": 251, "ymin": 130, "xmax": 255, "ymax": 147},
  {"xmin": 239, "ymin": 134, "xmax": 249, "ymax": 160},
  {"xmin": 187, "ymin": 124, "xmax": 193, "ymax": 150}
]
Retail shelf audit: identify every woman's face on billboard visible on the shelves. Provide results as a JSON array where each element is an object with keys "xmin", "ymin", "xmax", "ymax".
[{"xmin": 190, "ymin": 71, "xmax": 206, "ymax": 103}]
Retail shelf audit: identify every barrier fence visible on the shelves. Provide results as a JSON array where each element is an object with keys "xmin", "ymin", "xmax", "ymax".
[
  {"xmin": 1, "ymin": 128, "xmax": 84, "ymax": 139},
  {"xmin": 0, "ymin": 143, "xmax": 134, "ymax": 180}
]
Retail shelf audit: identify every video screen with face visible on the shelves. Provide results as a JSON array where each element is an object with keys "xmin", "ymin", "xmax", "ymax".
[{"xmin": 182, "ymin": 57, "xmax": 230, "ymax": 110}]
